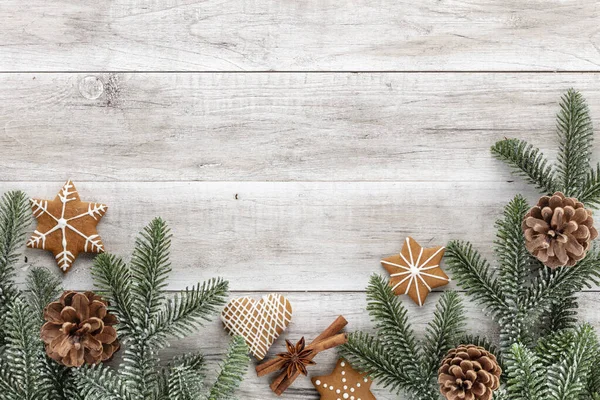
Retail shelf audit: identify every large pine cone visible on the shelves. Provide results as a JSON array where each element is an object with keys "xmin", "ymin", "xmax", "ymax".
[
  {"xmin": 438, "ymin": 344, "xmax": 501, "ymax": 400},
  {"xmin": 523, "ymin": 192, "xmax": 598, "ymax": 269},
  {"xmin": 40, "ymin": 291, "xmax": 120, "ymax": 367}
]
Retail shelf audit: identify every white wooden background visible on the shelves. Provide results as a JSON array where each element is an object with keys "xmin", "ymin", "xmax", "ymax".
[{"xmin": 2, "ymin": 1, "xmax": 600, "ymax": 398}]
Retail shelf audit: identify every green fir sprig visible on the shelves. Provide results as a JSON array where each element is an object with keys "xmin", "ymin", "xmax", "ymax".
[
  {"xmin": 0, "ymin": 191, "xmax": 78, "ymax": 400},
  {"xmin": 75, "ymin": 218, "xmax": 249, "ymax": 400},
  {"xmin": 340, "ymin": 275, "xmax": 465, "ymax": 400},
  {"xmin": 447, "ymin": 90, "xmax": 600, "ymax": 360}
]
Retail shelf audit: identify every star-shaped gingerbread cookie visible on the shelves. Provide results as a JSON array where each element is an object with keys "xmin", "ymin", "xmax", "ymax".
[
  {"xmin": 311, "ymin": 359, "xmax": 376, "ymax": 400},
  {"xmin": 27, "ymin": 180, "xmax": 108, "ymax": 273},
  {"xmin": 381, "ymin": 237, "xmax": 450, "ymax": 306}
]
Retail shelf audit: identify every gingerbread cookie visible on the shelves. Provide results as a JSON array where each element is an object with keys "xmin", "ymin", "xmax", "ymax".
[
  {"xmin": 381, "ymin": 237, "xmax": 450, "ymax": 306},
  {"xmin": 221, "ymin": 293, "xmax": 292, "ymax": 360},
  {"xmin": 27, "ymin": 180, "xmax": 108, "ymax": 273},
  {"xmin": 312, "ymin": 359, "xmax": 376, "ymax": 400}
]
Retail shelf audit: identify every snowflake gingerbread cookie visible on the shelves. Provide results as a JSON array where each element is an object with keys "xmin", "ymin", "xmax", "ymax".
[
  {"xmin": 311, "ymin": 359, "xmax": 376, "ymax": 400},
  {"xmin": 27, "ymin": 180, "xmax": 108, "ymax": 273},
  {"xmin": 381, "ymin": 236, "xmax": 450, "ymax": 306}
]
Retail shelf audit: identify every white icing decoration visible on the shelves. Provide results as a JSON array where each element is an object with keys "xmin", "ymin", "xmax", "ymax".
[
  {"xmin": 381, "ymin": 237, "xmax": 449, "ymax": 306},
  {"xmin": 314, "ymin": 360, "xmax": 372, "ymax": 399},
  {"xmin": 28, "ymin": 180, "xmax": 107, "ymax": 272},
  {"xmin": 221, "ymin": 293, "xmax": 292, "ymax": 360}
]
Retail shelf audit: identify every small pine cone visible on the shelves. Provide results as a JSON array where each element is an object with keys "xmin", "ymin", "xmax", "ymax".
[
  {"xmin": 523, "ymin": 192, "xmax": 598, "ymax": 269},
  {"xmin": 438, "ymin": 344, "xmax": 501, "ymax": 400},
  {"xmin": 40, "ymin": 291, "xmax": 120, "ymax": 367}
]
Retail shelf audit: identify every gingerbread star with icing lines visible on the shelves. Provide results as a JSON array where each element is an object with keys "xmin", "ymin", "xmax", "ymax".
[
  {"xmin": 27, "ymin": 180, "xmax": 108, "ymax": 273},
  {"xmin": 381, "ymin": 236, "xmax": 450, "ymax": 306},
  {"xmin": 311, "ymin": 359, "xmax": 376, "ymax": 400}
]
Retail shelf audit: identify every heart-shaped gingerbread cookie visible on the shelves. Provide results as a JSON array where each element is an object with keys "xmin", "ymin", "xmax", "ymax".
[{"xmin": 221, "ymin": 293, "xmax": 292, "ymax": 360}]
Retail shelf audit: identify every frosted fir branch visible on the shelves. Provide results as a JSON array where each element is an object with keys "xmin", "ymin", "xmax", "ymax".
[
  {"xmin": 365, "ymin": 275, "xmax": 422, "ymax": 377},
  {"xmin": 495, "ymin": 194, "xmax": 531, "ymax": 306},
  {"xmin": 578, "ymin": 163, "xmax": 600, "ymax": 207},
  {"xmin": 556, "ymin": 89, "xmax": 594, "ymax": 196},
  {"xmin": 75, "ymin": 365, "xmax": 134, "ymax": 400},
  {"xmin": 147, "ymin": 278, "xmax": 228, "ymax": 347},
  {"xmin": 130, "ymin": 217, "xmax": 172, "ymax": 330},
  {"xmin": 207, "ymin": 336, "xmax": 249, "ymax": 400},
  {"xmin": 25, "ymin": 267, "xmax": 62, "ymax": 323},
  {"xmin": 505, "ymin": 343, "xmax": 545, "ymax": 400},
  {"xmin": 491, "ymin": 138, "xmax": 558, "ymax": 194},
  {"xmin": 421, "ymin": 291, "xmax": 464, "ymax": 381},
  {"xmin": 341, "ymin": 332, "xmax": 437, "ymax": 400},
  {"xmin": 444, "ymin": 241, "xmax": 508, "ymax": 317},
  {"xmin": 91, "ymin": 253, "xmax": 137, "ymax": 338},
  {"xmin": 545, "ymin": 325, "xmax": 598, "ymax": 400}
]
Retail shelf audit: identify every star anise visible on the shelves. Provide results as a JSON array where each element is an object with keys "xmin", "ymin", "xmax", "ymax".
[{"xmin": 276, "ymin": 337, "xmax": 316, "ymax": 378}]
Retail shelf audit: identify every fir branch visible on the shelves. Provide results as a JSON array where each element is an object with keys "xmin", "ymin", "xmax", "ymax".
[
  {"xmin": 546, "ymin": 325, "xmax": 598, "ymax": 400},
  {"xmin": 120, "ymin": 342, "xmax": 159, "ymax": 400},
  {"xmin": 491, "ymin": 138, "xmax": 558, "ymax": 193},
  {"xmin": 364, "ymin": 274, "xmax": 422, "ymax": 377},
  {"xmin": 130, "ymin": 217, "xmax": 172, "ymax": 330},
  {"xmin": 495, "ymin": 194, "xmax": 531, "ymax": 304},
  {"xmin": 0, "ymin": 360, "xmax": 21, "ymax": 398},
  {"xmin": 86, "ymin": 219, "xmax": 245, "ymax": 400},
  {"xmin": 445, "ymin": 241, "xmax": 507, "ymax": 317},
  {"xmin": 0, "ymin": 191, "xmax": 30, "ymax": 288},
  {"xmin": 505, "ymin": 343, "xmax": 545, "ymax": 400},
  {"xmin": 340, "ymin": 275, "xmax": 461, "ymax": 399},
  {"xmin": 421, "ymin": 291, "xmax": 464, "ymax": 380},
  {"xmin": 75, "ymin": 364, "xmax": 134, "ymax": 400},
  {"xmin": 167, "ymin": 364, "xmax": 204, "ymax": 400},
  {"xmin": 4, "ymin": 298, "xmax": 49, "ymax": 399},
  {"xmin": 541, "ymin": 295, "xmax": 579, "ymax": 334},
  {"xmin": 556, "ymin": 89, "xmax": 594, "ymax": 196},
  {"xmin": 148, "ymin": 278, "xmax": 228, "ymax": 346},
  {"xmin": 158, "ymin": 353, "xmax": 206, "ymax": 400},
  {"xmin": 524, "ymin": 248, "xmax": 600, "ymax": 313},
  {"xmin": 91, "ymin": 253, "xmax": 136, "ymax": 337},
  {"xmin": 0, "ymin": 191, "xmax": 30, "ymax": 344},
  {"xmin": 341, "ymin": 332, "xmax": 436, "ymax": 400},
  {"xmin": 25, "ymin": 267, "xmax": 62, "ymax": 322},
  {"xmin": 579, "ymin": 163, "xmax": 600, "ymax": 208},
  {"xmin": 42, "ymin": 358, "xmax": 80, "ymax": 400},
  {"xmin": 207, "ymin": 335, "xmax": 249, "ymax": 400}
]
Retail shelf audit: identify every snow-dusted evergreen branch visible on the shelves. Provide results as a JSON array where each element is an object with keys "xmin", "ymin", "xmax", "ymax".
[{"xmin": 78, "ymin": 218, "xmax": 248, "ymax": 400}]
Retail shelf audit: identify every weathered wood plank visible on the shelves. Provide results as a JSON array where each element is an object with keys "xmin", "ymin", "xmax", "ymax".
[
  {"xmin": 1, "ymin": 1, "xmax": 600, "ymax": 71},
  {"xmin": 153, "ymin": 291, "xmax": 600, "ymax": 399},
  {"xmin": 2, "ymin": 73, "xmax": 600, "ymax": 182},
  {"xmin": 2, "ymin": 179, "xmax": 589, "ymax": 291}
]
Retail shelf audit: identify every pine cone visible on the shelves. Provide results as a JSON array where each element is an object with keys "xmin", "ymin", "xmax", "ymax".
[
  {"xmin": 40, "ymin": 291, "xmax": 120, "ymax": 367},
  {"xmin": 438, "ymin": 344, "xmax": 501, "ymax": 400},
  {"xmin": 523, "ymin": 192, "xmax": 598, "ymax": 269}
]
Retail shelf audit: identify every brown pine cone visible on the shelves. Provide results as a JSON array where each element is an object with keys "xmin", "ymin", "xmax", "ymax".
[
  {"xmin": 438, "ymin": 344, "xmax": 501, "ymax": 400},
  {"xmin": 523, "ymin": 192, "xmax": 598, "ymax": 269},
  {"xmin": 40, "ymin": 291, "xmax": 120, "ymax": 367}
]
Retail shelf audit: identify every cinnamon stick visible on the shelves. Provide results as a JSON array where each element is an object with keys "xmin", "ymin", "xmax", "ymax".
[
  {"xmin": 313, "ymin": 315, "xmax": 348, "ymax": 342},
  {"xmin": 256, "ymin": 357, "xmax": 287, "ymax": 377},
  {"xmin": 269, "ymin": 316, "xmax": 349, "ymax": 396},
  {"xmin": 256, "ymin": 316, "xmax": 348, "ymax": 377},
  {"xmin": 307, "ymin": 333, "xmax": 348, "ymax": 353}
]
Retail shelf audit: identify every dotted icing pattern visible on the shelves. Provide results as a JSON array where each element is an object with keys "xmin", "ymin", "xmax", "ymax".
[
  {"xmin": 221, "ymin": 293, "xmax": 292, "ymax": 360},
  {"xmin": 312, "ymin": 359, "xmax": 376, "ymax": 400}
]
